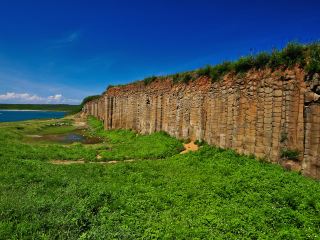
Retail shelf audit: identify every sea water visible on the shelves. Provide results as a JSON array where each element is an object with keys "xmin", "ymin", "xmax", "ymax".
[{"xmin": 0, "ymin": 110, "xmax": 66, "ymax": 122}]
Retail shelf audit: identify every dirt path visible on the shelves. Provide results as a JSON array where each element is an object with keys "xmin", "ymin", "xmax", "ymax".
[
  {"xmin": 63, "ymin": 112, "xmax": 88, "ymax": 128},
  {"xmin": 180, "ymin": 141, "xmax": 199, "ymax": 154},
  {"xmin": 73, "ymin": 114, "xmax": 87, "ymax": 128},
  {"xmin": 51, "ymin": 160, "xmax": 85, "ymax": 165},
  {"xmin": 50, "ymin": 159, "xmax": 135, "ymax": 165}
]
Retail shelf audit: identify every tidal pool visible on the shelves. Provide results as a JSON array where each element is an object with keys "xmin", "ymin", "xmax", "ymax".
[{"xmin": 28, "ymin": 132, "xmax": 102, "ymax": 144}]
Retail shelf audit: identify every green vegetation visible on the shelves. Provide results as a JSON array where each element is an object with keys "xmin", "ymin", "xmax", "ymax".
[
  {"xmin": 79, "ymin": 95, "xmax": 102, "ymax": 109},
  {"xmin": 38, "ymin": 125, "xmax": 76, "ymax": 135},
  {"xmin": 70, "ymin": 95, "xmax": 102, "ymax": 114},
  {"xmin": 181, "ymin": 73, "xmax": 192, "ymax": 83},
  {"xmin": 280, "ymin": 42, "xmax": 306, "ymax": 68},
  {"xmin": 171, "ymin": 72, "xmax": 194, "ymax": 84},
  {"xmin": 254, "ymin": 52, "xmax": 271, "ymax": 69},
  {"xmin": 194, "ymin": 139, "xmax": 207, "ymax": 146},
  {"xmin": 136, "ymin": 42, "xmax": 320, "ymax": 86},
  {"xmin": 143, "ymin": 76, "xmax": 157, "ymax": 85},
  {"xmin": 234, "ymin": 56, "xmax": 255, "ymax": 73},
  {"xmin": 0, "ymin": 117, "xmax": 320, "ymax": 239},
  {"xmin": 87, "ymin": 117, "xmax": 184, "ymax": 160},
  {"xmin": 305, "ymin": 43, "xmax": 320, "ymax": 76},
  {"xmin": 281, "ymin": 148, "xmax": 300, "ymax": 161},
  {"xmin": 0, "ymin": 104, "xmax": 79, "ymax": 112},
  {"xmin": 80, "ymin": 95, "xmax": 101, "ymax": 105},
  {"xmin": 0, "ymin": 116, "xmax": 183, "ymax": 163}
]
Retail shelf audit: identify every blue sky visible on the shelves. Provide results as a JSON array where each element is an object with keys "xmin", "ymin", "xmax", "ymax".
[{"xmin": 0, "ymin": 0, "xmax": 319, "ymax": 104}]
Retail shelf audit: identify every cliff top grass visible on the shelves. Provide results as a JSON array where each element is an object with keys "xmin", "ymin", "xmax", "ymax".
[
  {"xmin": 106, "ymin": 42, "xmax": 320, "ymax": 90},
  {"xmin": 77, "ymin": 95, "xmax": 102, "ymax": 112}
]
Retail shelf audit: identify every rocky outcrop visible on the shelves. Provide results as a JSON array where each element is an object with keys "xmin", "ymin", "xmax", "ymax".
[{"xmin": 83, "ymin": 68, "xmax": 320, "ymax": 179}]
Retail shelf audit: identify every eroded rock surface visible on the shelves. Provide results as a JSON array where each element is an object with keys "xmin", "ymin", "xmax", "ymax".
[{"xmin": 83, "ymin": 68, "xmax": 320, "ymax": 179}]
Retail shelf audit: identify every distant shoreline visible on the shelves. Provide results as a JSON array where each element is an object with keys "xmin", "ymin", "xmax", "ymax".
[{"xmin": 0, "ymin": 104, "xmax": 80, "ymax": 113}]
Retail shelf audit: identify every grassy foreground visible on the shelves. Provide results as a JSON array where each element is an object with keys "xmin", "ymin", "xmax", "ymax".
[{"xmin": 0, "ymin": 117, "xmax": 320, "ymax": 239}]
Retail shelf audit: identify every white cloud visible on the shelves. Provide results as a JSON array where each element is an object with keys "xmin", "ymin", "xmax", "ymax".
[
  {"xmin": 48, "ymin": 94, "xmax": 62, "ymax": 102},
  {"xmin": 0, "ymin": 92, "xmax": 42, "ymax": 102},
  {"xmin": 0, "ymin": 71, "xmax": 92, "ymax": 103},
  {"xmin": 0, "ymin": 92, "xmax": 80, "ymax": 104}
]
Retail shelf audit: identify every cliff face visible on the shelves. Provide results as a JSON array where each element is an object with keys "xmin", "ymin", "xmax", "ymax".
[{"xmin": 83, "ymin": 68, "xmax": 320, "ymax": 179}]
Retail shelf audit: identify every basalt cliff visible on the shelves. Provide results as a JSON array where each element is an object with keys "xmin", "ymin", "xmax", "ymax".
[{"xmin": 83, "ymin": 68, "xmax": 320, "ymax": 179}]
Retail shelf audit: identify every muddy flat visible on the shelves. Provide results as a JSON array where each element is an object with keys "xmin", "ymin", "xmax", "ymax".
[{"xmin": 27, "ymin": 131, "xmax": 102, "ymax": 144}]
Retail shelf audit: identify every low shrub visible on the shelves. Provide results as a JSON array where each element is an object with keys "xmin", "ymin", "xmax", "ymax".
[
  {"xmin": 305, "ymin": 42, "xmax": 320, "ymax": 76},
  {"xmin": 281, "ymin": 148, "xmax": 300, "ymax": 160},
  {"xmin": 268, "ymin": 49, "xmax": 283, "ymax": 70},
  {"xmin": 171, "ymin": 73, "xmax": 181, "ymax": 83},
  {"xmin": 194, "ymin": 139, "xmax": 207, "ymax": 146},
  {"xmin": 280, "ymin": 42, "xmax": 306, "ymax": 68},
  {"xmin": 169, "ymin": 72, "xmax": 194, "ymax": 84},
  {"xmin": 234, "ymin": 56, "xmax": 255, "ymax": 73},
  {"xmin": 181, "ymin": 73, "xmax": 192, "ymax": 83},
  {"xmin": 143, "ymin": 76, "xmax": 158, "ymax": 85},
  {"xmin": 197, "ymin": 65, "xmax": 212, "ymax": 77},
  {"xmin": 254, "ymin": 52, "xmax": 271, "ymax": 69},
  {"xmin": 196, "ymin": 62, "xmax": 234, "ymax": 82},
  {"xmin": 80, "ymin": 95, "xmax": 101, "ymax": 110},
  {"xmin": 210, "ymin": 61, "xmax": 234, "ymax": 81}
]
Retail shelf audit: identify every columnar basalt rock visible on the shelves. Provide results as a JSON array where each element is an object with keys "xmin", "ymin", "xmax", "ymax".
[{"xmin": 83, "ymin": 68, "xmax": 320, "ymax": 179}]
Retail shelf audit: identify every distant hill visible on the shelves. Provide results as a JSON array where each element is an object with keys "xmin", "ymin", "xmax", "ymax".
[{"xmin": 0, "ymin": 104, "xmax": 80, "ymax": 112}]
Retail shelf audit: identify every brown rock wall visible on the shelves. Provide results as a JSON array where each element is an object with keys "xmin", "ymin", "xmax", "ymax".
[{"xmin": 83, "ymin": 68, "xmax": 320, "ymax": 179}]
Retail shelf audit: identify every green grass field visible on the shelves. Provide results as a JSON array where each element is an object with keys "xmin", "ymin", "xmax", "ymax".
[{"xmin": 0, "ymin": 117, "xmax": 319, "ymax": 239}]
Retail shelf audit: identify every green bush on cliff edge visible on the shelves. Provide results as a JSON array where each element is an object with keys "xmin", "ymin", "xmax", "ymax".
[{"xmin": 139, "ymin": 41, "xmax": 320, "ymax": 85}]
